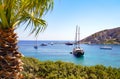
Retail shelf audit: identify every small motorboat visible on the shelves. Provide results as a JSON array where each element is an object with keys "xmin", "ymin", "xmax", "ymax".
[
  {"xmin": 65, "ymin": 42, "xmax": 73, "ymax": 45},
  {"xmin": 100, "ymin": 46, "xmax": 112, "ymax": 50},
  {"xmin": 40, "ymin": 43, "xmax": 47, "ymax": 46},
  {"xmin": 50, "ymin": 42, "xmax": 54, "ymax": 45}
]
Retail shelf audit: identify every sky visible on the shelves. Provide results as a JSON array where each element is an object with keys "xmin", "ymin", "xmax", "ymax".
[{"xmin": 15, "ymin": 0, "xmax": 120, "ymax": 41}]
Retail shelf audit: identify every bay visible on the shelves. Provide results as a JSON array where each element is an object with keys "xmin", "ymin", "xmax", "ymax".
[{"xmin": 18, "ymin": 40, "xmax": 120, "ymax": 68}]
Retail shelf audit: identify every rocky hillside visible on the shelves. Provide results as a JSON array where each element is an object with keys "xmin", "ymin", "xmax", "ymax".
[{"xmin": 81, "ymin": 27, "xmax": 120, "ymax": 44}]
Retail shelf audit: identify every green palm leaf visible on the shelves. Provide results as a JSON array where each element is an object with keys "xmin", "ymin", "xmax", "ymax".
[
  {"xmin": 0, "ymin": 4, "xmax": 9, "ymax": 29},
  {"xmin": 0, "ymin": 0, "xmax": 54, "ymax": 35}
]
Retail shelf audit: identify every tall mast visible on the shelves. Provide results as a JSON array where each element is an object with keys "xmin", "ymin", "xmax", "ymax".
[
  {"xmin": 78, "ymin": 27, "xmax": 80, "ymax": 47},
  {"xmin": 75, "ymin": 25, "xmax": 80, "ymax": 47},
  {"xmin": 74, "ymin": 25, "xmax": 81, "ymax": 48},
  {"xmin": 75, "ymin": 25, "xmax": 78, "ymax": 45}
]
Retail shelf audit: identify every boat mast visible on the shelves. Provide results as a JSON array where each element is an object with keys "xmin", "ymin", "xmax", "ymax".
[
  {"xmin": 78, "ymin": 27, "xmax": 80, "ymax": 47},
  {"xmin": 36, "ymin": 37, "xmax": 38, "ymax": 46},
  {"xmin": 74, "ymin": 25, "xmax": 80, "ymax": 48},
  {"xmin": 75, "ymin": 25, "xmax": 79, "ymax": 48},
  {"xmin": 75, "ymin": 25, "xmax": 77, "ymax": 46},
  {"xmin": 74, "ymin": 26, "xmax": 77, "ymax": 47}
]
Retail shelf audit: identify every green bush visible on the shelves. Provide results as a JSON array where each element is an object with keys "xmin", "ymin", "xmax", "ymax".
[{"xmin": 21, "ymin": 57, "xmax": 120, "ymax": 79}]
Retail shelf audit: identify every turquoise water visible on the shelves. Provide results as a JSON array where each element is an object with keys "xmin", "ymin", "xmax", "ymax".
[{"xmin": 18, "ymin": 41, "xmax": 120, "ymax": 68}]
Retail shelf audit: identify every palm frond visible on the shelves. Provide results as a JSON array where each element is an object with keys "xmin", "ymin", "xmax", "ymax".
[
  {"xmin": 0, "ymin": 4, "xmax": 9, "ymax": 29},
  {"xmin": 0, "ymin": 0, "xmax": 54, "ymax": 35}
]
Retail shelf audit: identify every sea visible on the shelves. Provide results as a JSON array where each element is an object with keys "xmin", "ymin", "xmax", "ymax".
[{"xmin": 18, "ymin": 40, "xmax": 120, "ymax": 68}]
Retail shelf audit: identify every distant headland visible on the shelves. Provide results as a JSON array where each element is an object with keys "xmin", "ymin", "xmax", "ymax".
[{"xmin": 81, "ymin": 27, "xmax": 120, "ymax": 44}]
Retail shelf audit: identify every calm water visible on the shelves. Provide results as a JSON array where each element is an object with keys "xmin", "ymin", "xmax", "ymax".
[{"xmin": 18, "ymin": 40, "xmax": 120, "ymax": 68}]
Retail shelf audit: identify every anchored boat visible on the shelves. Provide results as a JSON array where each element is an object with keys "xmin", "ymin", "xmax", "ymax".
[
  {"xmin": 73, "ymin": 26, "xmax": 84, "ymax": 57},
  {"xmin": 100, "ymin": 46, "xmax": 112, "ymax": 50},
  {"xmin": 34, "ymin": 38, "xmax": 38, "ymax": 49},
  {"xmin": 65, "ymin": 42, "xmax": 73, "ymax": 45}
]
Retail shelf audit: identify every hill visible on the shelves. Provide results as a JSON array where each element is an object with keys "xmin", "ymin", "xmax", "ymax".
[{"xmin": 81, "ymin": 27, "xmax": 120, "ymax": 44}]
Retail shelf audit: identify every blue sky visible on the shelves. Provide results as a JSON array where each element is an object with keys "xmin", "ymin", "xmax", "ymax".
[{"xmin": 15, "ymin": 0, "xmax": 120, "ymax": 40}]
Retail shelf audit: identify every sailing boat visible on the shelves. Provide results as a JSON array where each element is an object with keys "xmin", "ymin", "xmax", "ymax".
[
  {"xmin": 34, "ymin": 38, "xmax": 38, "ymax": 49},
  {"xmin": 73, "ymin": 26, "xmax": 84, "ymax": 57},
  {"xmin": 34, "ymin": 45, "xmax": 38, "ymax": 49}
]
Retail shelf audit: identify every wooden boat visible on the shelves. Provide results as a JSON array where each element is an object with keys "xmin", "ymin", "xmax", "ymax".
[
  {"xmin": 73, "ymin": 26, "xmax": 84, "ymax": 57},
  {"xmin": 100, "ymin": 46, "xmax": 112, "ymax": 50}
]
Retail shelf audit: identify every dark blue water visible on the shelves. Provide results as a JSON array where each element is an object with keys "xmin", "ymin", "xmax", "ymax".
[{"xmin": 18, "ymin": 40, "xmax": 120, "ymax": 68}]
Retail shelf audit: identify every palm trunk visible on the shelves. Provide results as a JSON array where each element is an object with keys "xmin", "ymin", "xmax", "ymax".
[{"xmin": 0, "ymin": 28, "xmax": 23, "ymax": 79}]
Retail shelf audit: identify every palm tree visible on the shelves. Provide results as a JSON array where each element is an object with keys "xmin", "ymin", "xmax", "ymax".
[{"xmin": 0, "ymin": 0, "xmax": 54, "ymax": 78}]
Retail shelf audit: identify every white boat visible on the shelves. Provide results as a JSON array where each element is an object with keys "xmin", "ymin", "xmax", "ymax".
[
  {"xmin": 50, "ymin": 42, "xmax": 54, "ymax": 45},
  {"xmin": 100, "ymin": 46, "xmax": 112, "ymax": 50},
  {"xmin": 73, "ymin": 26, "xmax": 84, "ymax": 57}
]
